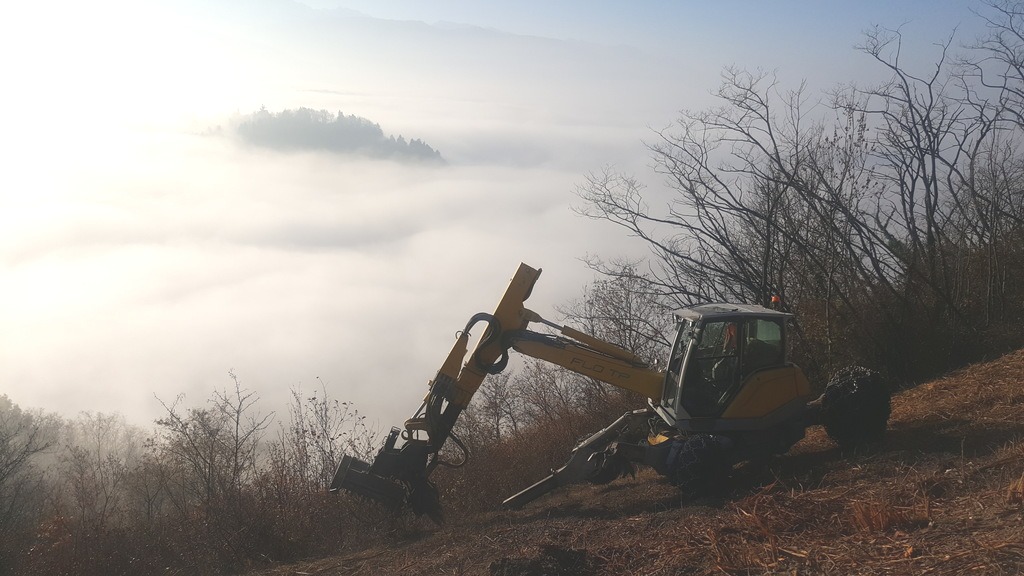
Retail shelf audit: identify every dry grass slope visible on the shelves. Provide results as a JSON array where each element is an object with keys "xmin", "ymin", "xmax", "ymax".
[{"xmin": 256, "ymin": 350, "xmax": 1024, "ymax": 575}]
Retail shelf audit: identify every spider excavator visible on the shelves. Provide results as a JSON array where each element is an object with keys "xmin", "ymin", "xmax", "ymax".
[{"xmin": 330, "ymin": 263, "xmax": 890, "ymax": 522}]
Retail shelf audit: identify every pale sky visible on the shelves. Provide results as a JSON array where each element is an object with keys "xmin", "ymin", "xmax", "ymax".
[{"xmin": 0, "ymin": 1, "xmax": 986, "ymax": 431}]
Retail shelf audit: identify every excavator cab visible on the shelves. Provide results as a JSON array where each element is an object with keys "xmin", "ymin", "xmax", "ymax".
[
  {"xmin": 659, "ymin": 305, "xmax": 811, "ymax": 430},
  {"xmin": 657, "ymin": 304, "xmax": 809, "ymax": 427}
]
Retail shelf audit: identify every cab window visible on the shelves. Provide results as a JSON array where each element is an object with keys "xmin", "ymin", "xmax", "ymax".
[
  {"xmin": 681, "ymin": 320, "xmax": 739, "ymax": 416},
  {"xmin": 662, "ymin": 319, "xmax": 693, "ymax": 407},
  {"xmin": 741, "ymin": 318, "xmax": 784, "ymax": 377}
]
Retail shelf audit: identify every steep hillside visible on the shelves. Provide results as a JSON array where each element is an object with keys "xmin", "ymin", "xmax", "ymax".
[{"xmin": 255, "ymin": 350, "xmax": 1024, "ymax": 575}]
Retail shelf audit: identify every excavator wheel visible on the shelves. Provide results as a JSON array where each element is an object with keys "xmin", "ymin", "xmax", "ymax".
[
  {"xmin": 820, "ymin": 366, "xmax": 890, "ymax": 449},
  {"xmin": 587, "ymin": 454, "xmax": 636, "ymax": 485},
  {"xmin": 667, "ymin": 434, "xmax": 730, "ymax": 497}
]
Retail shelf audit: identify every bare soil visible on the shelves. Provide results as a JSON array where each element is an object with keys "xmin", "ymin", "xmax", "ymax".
[{"xmin": 252, "ymin": 350, "xmax": 1024, "ymax": 575}]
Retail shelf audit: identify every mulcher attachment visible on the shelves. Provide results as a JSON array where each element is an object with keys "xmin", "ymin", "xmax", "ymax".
[
  {"xmin": 329, "ymin": 427, "xmax": 444, "ymax": 524},
  {"xmin": 329, "ymin": 454, "xmax": 405, "ymax": 508}
]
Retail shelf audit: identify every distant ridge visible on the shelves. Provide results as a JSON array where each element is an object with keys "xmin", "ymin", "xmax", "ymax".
[{"xmin": 235, "ymin": 107, "xmax": 444, "ymax": 163}]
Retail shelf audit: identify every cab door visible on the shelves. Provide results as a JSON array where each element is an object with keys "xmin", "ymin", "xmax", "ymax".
[{"xmin": 679, "ymin": 319, "xmax": 741, "ymax": 417}]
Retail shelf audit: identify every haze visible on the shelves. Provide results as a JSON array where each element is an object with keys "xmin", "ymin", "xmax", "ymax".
[{"xmin": 0, "ymin": 1, "xmax": 981, "ymax": 428}]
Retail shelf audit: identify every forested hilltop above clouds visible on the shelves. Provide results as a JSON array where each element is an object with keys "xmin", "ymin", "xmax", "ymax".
[{"xmin": 233, "ymin": 107, "xmax": 444, "ymax": 162}]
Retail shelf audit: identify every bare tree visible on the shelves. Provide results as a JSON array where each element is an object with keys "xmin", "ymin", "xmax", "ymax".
[
  {"xmin": 576, "ymin": 69, "xmax": 882, "ymax": 378},
  {"xmin": 0, "ymin": 396, "xmax": 56, "ymax": 574},
  {"xmin": 155, "ymin": 372, "xmax": 271, "ymax": 517},
  {"xmin": 578, "ymin": 14, "xmax": 1024, "ymax": 381},
  {"xmin": 62, "ymin": 412, "xmax": 142, "ymax": 531},
  {"xmin": 275, "ymin": 380, "xmax": 381, "ymax": 489},
  {"xmin": 124, "ymin": 447, "xmax": 170, "ymax": 528},
  {"xmin": 0, "ymin": 396, "xmax": 52, "ymax": 502},
  {"xmin": 957, "ymin": 0, "xmax": 1024, "ymax": 330}
]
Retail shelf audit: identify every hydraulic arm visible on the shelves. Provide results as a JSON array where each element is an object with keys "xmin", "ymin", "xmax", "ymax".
[{"xmin": 329, "ymin": 263, "xmax": 664, "ymax": 521}]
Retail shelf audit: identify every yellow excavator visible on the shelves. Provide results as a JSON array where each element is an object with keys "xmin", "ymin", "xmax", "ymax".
[{"xmin": 330, "ymin": 263, "xmax": 890, "ymax": 522}]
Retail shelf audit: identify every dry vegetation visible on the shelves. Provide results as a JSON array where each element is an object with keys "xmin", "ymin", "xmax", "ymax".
[{"xmin": 252, "ymin": 349, "xmax": 1024, "ymax": 576}]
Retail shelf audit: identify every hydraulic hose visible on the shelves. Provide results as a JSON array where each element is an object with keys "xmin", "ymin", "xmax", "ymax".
[{"xmin": 462, "ymin": 312, "xmax": 509, "ymax": 374}]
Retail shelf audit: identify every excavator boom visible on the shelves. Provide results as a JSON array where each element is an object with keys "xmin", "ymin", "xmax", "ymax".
[{"xmin": 330, "ymin": 263, "xmax": 664, "ymax": 520}]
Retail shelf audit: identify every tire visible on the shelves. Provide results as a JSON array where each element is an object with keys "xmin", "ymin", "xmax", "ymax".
[
  {"xmin": 820, "ymin": 366, "xmax": 890, "ymax": 449},
  {"xmin": 587, "ymin": 454, "xmax": 635, "ymax": 485},
  {"xmin": 666, "ymin": 434, "xmax": 730, "ymax": 497}
]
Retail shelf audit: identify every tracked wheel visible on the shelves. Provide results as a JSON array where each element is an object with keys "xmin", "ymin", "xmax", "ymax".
[
  {"xmin": 820, "ymin": 366, "xmax": 890, "ymax": 449},
  {"xmin": 587, "ymin": 453, "xmax": 635, "ymax": 485},
  {"xmin": 667, "ymin": 434, "xmax": 730, "ymax": 497}
]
